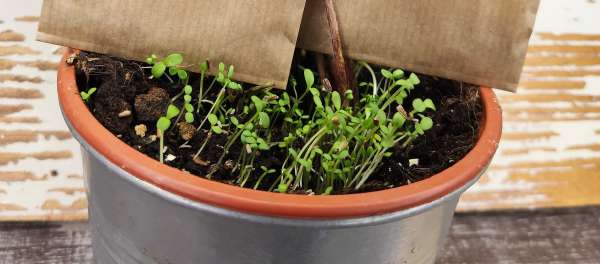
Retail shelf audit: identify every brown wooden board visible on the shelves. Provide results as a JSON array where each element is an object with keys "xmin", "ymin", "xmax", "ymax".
[{"xmin": 1, "ymin": 207, "xmax": 599, "ymax": 263}]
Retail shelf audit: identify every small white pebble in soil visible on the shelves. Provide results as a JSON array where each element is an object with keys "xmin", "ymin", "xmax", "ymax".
[
  {"xmin": 134, "ymin": 124, "xmax": 147, "ymax": 137},
  {"xmin": 409, "ymin": 158, "xmax": 419, "ymax": 167},
  {"xmin": 118, "ymin": 110, "xmax": 132, "ymax": 118},
  {"xmin": 66, "ymin": 54, "xmax": 76, "ymax": 65},
  {"xmin": 165, "ymin": 154, "xmax": 176, "ymax": 162}
]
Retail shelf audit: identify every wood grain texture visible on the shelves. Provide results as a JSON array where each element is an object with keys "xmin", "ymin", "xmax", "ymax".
[
  {"xmin": 458, "ymin": 0, "xmax": 600, "ymax": 211},
  {"xmin": 0, "ymin": 222, "xmax": 92, "ymax": 264},
  {"xmin": 0, "ymin": 207, "xmax": 598, "ymax": 263},
  {"xmin": 439, "ymin": 206, "xmax": 600, "ymax": 263},
  {"xmin": 0, "ymin": 0, "xmax": 87, "ymax": 222},
  {"xmin": 1, "ymin": 0, "xmax": 600, "ymax": 221}
]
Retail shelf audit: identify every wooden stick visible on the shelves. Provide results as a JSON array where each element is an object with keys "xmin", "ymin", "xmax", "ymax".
[{"xmin": 323, "ymin": 0, "xmax": 352, "ymax": 104}]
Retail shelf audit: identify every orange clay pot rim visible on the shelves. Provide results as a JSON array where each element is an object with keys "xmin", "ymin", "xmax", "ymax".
[{"xmin": 58, "ymin": 49, "xmax": 502, "ymax": 219}]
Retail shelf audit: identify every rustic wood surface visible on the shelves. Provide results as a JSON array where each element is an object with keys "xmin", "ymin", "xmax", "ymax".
[
  {"xmin": 0, "ymin": 206, "xmax": 598, "ymax": 264},
  {"xmin": 1, "ymin": 0, "xmax": 600, "ymax": 221}
]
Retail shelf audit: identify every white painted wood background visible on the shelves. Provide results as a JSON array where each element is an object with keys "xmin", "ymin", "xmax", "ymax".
[{"xmin": 0, "ymin": 0, "xmax": 598, "ymax": 220}]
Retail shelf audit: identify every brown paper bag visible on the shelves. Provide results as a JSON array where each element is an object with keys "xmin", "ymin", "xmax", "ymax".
[
  {"xmin": 37, "ymin": 0, "xmax": 306, "ymax": 88},
  {"xmin": 297, "ymin": 0, "xmax": 540, "ymax": 91}
]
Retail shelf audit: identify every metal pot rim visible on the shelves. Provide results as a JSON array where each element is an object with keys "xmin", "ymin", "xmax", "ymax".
[{"xmin": 57, "ymin": 49, "xmax": 502, "ymax": 219}]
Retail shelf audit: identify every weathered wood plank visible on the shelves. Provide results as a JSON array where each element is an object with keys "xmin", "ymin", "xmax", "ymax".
[
  {"xmin": 439, "ymin": 206, "xmax": 600, "ymax": 263},
  {"xmin": 0, "ymin": 207, "xmax": 598, "ymax": 263},
  {"xmin": 0, "ymin": 222, "xmax": 92, "ymax": 264}
]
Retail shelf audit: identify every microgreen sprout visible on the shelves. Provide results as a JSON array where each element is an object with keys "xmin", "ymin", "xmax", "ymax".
[
  {"xmin": 197, "ymin": 61, "xmax": 209, "ymax": 113},
  {"xmin": 146, "ymin": 53, "xmax": 188, "ymax": 83},
  {"xmin": 181, "ymin": 85, "xmax": 195, "ymax": 123},
  {"xmin": 142, "ymin": 52, "xmax": 436, "ymax": 194},
  {"xmin": 156, "ymin": 104, "xmax": 180, "ymax": 163},
  {"xmin": 80, "ymin": 87, "xmax": 96, "ymax": 103}
]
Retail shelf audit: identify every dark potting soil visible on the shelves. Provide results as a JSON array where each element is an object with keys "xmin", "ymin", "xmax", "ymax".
[{"xmin": 73, "ymin": 51, "xmax": 482, "ymax": 194}]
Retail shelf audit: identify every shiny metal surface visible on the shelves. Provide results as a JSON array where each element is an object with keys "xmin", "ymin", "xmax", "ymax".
[{"xmin": 74, "ymin": 125, "xmax": 481, "ymax": 264}]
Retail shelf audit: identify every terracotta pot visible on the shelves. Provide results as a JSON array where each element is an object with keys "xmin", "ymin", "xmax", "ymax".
[{"xmin": 58, "ymin": 49, "xmax": 502, "ymax": 264}]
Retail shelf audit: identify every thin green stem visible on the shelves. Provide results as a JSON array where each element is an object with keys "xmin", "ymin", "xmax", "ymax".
[
  {"xmin": 158, "ymin": 130, "xmax": 165, "ymax": 163},
  {"xmin": 357, "ymin": 61, "xmax": 378, "ymax": 96}
]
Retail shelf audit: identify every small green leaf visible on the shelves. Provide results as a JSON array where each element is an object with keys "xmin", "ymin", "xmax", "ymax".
[
  {"xmin": 230, "ymin": 116, "xmax": 239, "ymax": 126},
  {"xmin": 408, "ymin": 73, "xmax": 420, "ymax": 85},
  {"xmin": 166, "ymin": 104, "xmax": 180, "ymax": 119},
  {"xmin": 331, "ymin": 91, "xmax": 341, "ymax": 111},
  {"xmin": 151, "ymin": 62, "xmax": 166, "ymax": 78},
  {"xmin": 312, "ymin": 95, "xmax": 323, "ymax": 111},
  {"xmin": 251, "ymin": 96, "xmax": 264, "ymax": 112},
  {"xmin": 258, "ymin": 142, "xmax": 269, "ymax": 150},
  {"xmin": 211, "ymin": 126, "xmax": 223, "ymax": 134},
  {"xmin": 218, "ymin": 62, "xmax": 225, "ymax": 73},
  {"xmin": 414, "ymin": 123, "xmax": 424, "ymax": 135},
  {"xmin": 199, "ymin": 61, "xmax": 208, "ymax": 73},
  {"xmin": 313, "ymin": 148, "xmax": 323, "ymax": 155},
  {"xmin": 185, "ymin": 112, "xmax": 194, "ymax": 123},
  {"xmin": 80, "ymin": 92, "xmax": 88, "ymax": 101},
  {"xmin": 184, "ymin": 95, "xmax": 192, "ymax": 103},
  {"xmin": 88, "ymin": 87, "xmax": 97, "ymax": 95},
  {"xmin": 207, "ymin": 114, "xmax": 219, "ymax": 125},
  {"xmin": 323, "ymin": 186, "xmax": 333, "ymax": 195},
  {"xmin": 419, "ymin": 116, "xmax": 433, "ymax": 131},
  {"xmin": 178, "ymin": 70, "xmax": 188, "ymax": 80},
  {"xmin": 184, "ymin": 103, "xmax": 194, "ymax": 112},
  {"xmin": 412, "ymin": 98, "xmax": 425, "ymax": 113},
  {"xmin": 302, "ymin": 125, "xmax": 311, "ymax": 134},
  {"xmin": 227, "ymin": 81, "xmax": 241, "ymax": 90},
  {"xmin": 392, "ymin": 112, "xmax": 406, "ymax": 127},
  {"xmin": 304, "ymin": 69, "xmax": 314, "ymax": 88},
  {"xmin": 258, "ymin": 112, "xmax": 270, "ymax": 128},
  {"xmin": 227, "ymin": 65, "xmax": 234, "ymax": 79},
  {"xmin": 423, "ymin": 98, "xmax": 436, "ymax": 111},
  {"xmin": 278, "ymin": 184, "xmax": 288, "ymax": 193},
  {"xmin": 345, "ymin": 90, "xmax": 353, "ymax": 100},
  {"xmin": 394, "ymin": 79, "xmax": 412, "ymax": 88},
  {"xmin": 164, "ymin": 53, "xmax": 183, "ymax": 66},
  {"xmin": 392, "ymin": 69, "xmax": 404, "ymax": 79},
  {"xmin": 183, "ymin": 85, "xmax": 192, "ymax": 94},
  {"xmin": 381, "ymin": 136, "xmax": 394, "ymax": 148},
  {"xmin": 337, "ymin": 150, "xmax": 349, "ymax": 159},
  {"xmin": 168, "ymin": 67, "xmax": 178, "ymax": 76},
  {"xmin": 380, "ymin": 125, "xmax": 390, "ymax": 134},
  {"xmin": 381, "ymin": 69, "xmax": 393, "ymax": 79},
  {"xmin": 242, "ymin": 134, "xmax": 255, "ymax": 144},
  {"xmin": 156, "ymin": 117, "xmax": 171, "ymax": 132}
]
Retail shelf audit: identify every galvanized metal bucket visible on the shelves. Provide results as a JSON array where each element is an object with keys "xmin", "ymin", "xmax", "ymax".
[{"xmin": 58, "ymin": 49, "xmax": 502, "ymax": 264}]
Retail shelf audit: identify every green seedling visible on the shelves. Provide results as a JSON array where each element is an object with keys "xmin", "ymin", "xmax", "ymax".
[
  {"xmin": 142, "ymin": 52, "xmax": 436, "ymax": 194},
  {"xmin": 146, "ymin": 53, "xmax": 188, "ymax": 83},
  {"xmin": 156, "ymin": 104, "xmax": 180, "ymax": 163},
  {"xmin": 80, "ymin": 87, "xmax": 96, "ymax": 103},
  {"xmin": 197, "ymin": 61, "xmax": 209, "ymax": 113}
]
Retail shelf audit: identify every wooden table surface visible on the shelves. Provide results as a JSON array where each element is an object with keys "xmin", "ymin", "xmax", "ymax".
[
  {"xmin": 1, "ymin": 0, "xmax": 600, "ymax": 220},
  {"xmin": 1, "ymin": 206, "xmax": 598, "ymax": 264}
]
